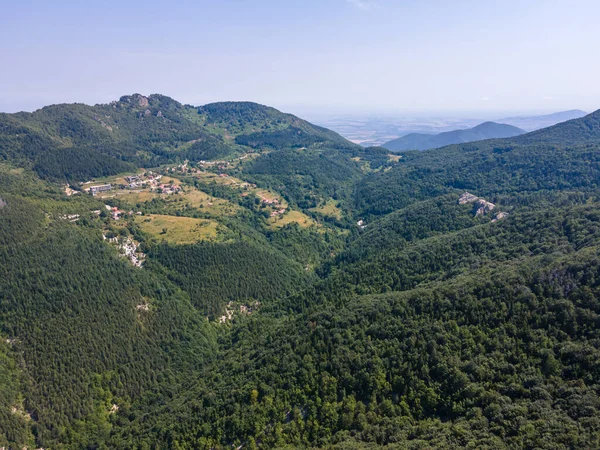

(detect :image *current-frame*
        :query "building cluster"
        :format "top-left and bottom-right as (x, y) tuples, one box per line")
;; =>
(105, 204), (139, 220)
(168, 161), (192, 173)
(270, 208), (287, 217)
(258, 194), (280, 206)
(126, 172), (163, 189)
(125, 175), (142, 187)
(156, 183), (181, 195)
(85, 171), (168, 196)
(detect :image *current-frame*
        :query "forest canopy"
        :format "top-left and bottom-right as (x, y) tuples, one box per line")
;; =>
(1, 98), (600, 449)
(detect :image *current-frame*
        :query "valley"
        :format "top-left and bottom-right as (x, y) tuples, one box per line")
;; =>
(1, 95), (600, 449)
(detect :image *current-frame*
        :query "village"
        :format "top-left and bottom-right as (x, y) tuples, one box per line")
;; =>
(66, 153), (321, 253)
(84, 170), (185, 196)
(163, 159), (290, 218)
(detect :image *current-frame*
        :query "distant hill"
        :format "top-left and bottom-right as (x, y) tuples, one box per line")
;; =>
(197, 101), (353, 149)
(0, 95), (358, 182)
(382, 121), (525, 152)
(515, 109), (600, 146)
(498, 109), (587, 131)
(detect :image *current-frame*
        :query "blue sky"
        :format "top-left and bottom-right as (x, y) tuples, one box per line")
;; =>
(1, 0), (599, 115)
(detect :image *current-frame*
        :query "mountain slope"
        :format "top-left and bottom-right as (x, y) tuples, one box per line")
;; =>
(515, 108), (600, 146)
(382, 121), (525, 151)
(2, 95), (600, 449)
(198, 101), (354, 149)
(357, 109), (600, 216)
(498, 109), (588, 131)
(0, 95), (359, 182)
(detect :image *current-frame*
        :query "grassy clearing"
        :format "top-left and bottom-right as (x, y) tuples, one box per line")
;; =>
(192, 171), (285, 209)
(256, 190), (279, 202)
(310, 199), (342, 220)
(269, 210), (317, 229)
(192, 171), (246, 187)
(350, 157), (371, 172)
(110, 187), (238, 216)
(178, 188), (239, 215)
(135, 214), (221, 244)
(100, 190), (158, 202)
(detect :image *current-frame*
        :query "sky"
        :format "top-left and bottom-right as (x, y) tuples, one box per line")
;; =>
(1, 0), (599, 115)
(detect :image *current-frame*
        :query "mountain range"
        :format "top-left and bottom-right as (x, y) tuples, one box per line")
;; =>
(312, 109), (587, 148)
(498, 109), (588, 131)
(381, 121), (526, 151)
(2, 95), (600, 449)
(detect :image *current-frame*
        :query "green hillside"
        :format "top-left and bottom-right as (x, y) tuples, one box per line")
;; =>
(0, 95), (359, 183)
(382, 121), (526, 152)
(356, 111), (600, 216)
(1, 98), (600, 449)
(516, 109), (600, 146)
(198, 101), (354, 149)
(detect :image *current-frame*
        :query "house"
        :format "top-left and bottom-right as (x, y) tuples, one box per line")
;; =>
(271, 209), (286, 217)
(90, 184), (112, 196)
(125, 175), (140, 184)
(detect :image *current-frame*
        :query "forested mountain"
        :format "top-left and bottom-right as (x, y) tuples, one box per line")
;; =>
(382, 122), (525, 152)
(0, 94), (358, 183)
(198, 102), (354, 149)
(1, 97), (600, 449)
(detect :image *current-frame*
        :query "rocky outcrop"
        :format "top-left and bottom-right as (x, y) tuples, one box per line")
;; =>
(133, 94), (149, 108)
(0, 197), (6, 208)
(474, 198), (495, 216)
(119, 93), (149, 109)
(492, 211), (509, 222)
(458, 192), (479, 205)
(458, 192), (496, 216)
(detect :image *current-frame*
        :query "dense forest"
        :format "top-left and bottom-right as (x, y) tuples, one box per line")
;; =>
(1, 97), (600, 449)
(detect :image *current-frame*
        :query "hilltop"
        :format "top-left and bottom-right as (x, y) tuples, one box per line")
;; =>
(0, 94), (358, 183)
(382, 121), (525, 152)
(198, 101), (353, 149)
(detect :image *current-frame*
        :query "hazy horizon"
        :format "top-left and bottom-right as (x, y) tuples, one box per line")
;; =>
(0, 91), (589, 121)
(2, 0), (599, 115)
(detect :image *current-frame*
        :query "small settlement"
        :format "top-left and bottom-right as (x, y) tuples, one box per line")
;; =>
(84, 171), (184, 196)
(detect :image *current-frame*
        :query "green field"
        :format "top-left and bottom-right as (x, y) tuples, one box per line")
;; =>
(269, 209), (316, 228)
(309, 199), (343, 219)
(135, 214), (221, 243)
